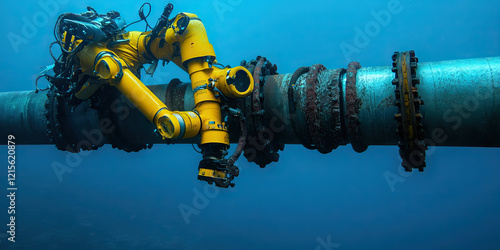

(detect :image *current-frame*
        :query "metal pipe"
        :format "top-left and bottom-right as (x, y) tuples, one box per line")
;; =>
(1, 56), (499, 157)
(355, 57), (500, 147)
(0, 91), (51, 144)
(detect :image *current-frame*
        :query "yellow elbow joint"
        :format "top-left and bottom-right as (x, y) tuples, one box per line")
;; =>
(155, 110), (201, 140)
(214, 66), (254, 98)
(155, 113), (178, 139)
(164, 13), (216, 67)
(94, 52), (124, 81)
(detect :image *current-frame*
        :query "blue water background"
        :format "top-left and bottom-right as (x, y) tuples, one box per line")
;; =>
(0, 0), (499, 249)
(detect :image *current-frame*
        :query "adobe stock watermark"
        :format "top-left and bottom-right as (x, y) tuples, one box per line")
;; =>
(340, 0), (412, 62)
(178, 183), (219, 225)
(213, 0), (243, 21)
(7, 0), (69, 53)
(384, 82), (495, 192)
(315, 235), (341, 250)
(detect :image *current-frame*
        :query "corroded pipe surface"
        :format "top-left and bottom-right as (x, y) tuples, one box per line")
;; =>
(355, 57), (500, 147)
(1, 57), (499, 153)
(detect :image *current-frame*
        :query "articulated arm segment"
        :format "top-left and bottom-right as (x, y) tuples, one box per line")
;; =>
(63, 7), (254, 187)
(120, 12), (254, 146)
(158, 13), (254, 145)
(112, 70), (201, 140)
(77, 43), (201, 140)
(155, 13), (253, 187)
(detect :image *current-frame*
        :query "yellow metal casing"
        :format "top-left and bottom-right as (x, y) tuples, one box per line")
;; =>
(95, 54), (123, 80)
(78, 44), (112, 74)
(113, 70), (201, 140)
(172, 111), (202, 139)
(76, 43), (201, 140)
(72, 11), (252, 146)
(197, 101), (229, 145)
(188, 59), (229, 145)
(151, 110), (181, 139)
(164, 13), (216, 67)
(213, 66), (254, 98)
(198, 168), (227, 179)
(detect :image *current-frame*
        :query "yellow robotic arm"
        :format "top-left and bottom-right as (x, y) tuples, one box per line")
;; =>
(75, 42), (201, 140)
(57, 4), (254, 187)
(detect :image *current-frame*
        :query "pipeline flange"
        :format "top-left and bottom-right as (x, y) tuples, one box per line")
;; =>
(45, 86), (71, 151)
(240, 56), (283, 168)
(45, 86), (103, 152)
(97, 85), (153, 152)
(392, 50), (427, 172)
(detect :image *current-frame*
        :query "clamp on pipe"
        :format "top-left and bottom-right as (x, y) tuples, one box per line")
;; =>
(392, 50), (426, 172)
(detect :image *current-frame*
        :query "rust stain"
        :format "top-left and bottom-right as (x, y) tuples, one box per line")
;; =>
(304, 64), (325, 151)
(345, 61), (367, 153)
(252, 56), (265, 115)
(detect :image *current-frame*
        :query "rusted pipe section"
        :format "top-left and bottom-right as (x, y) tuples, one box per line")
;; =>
(252, 56), (500, 159)
(1, 56), (500, 163)
(241, 57), (282, 167)
(344, 62), (367, 153)
(288, 65), (346, 153)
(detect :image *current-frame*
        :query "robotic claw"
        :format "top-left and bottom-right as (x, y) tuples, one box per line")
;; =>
(46, 3), (253, 188)
(198, 144), (240, 188)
